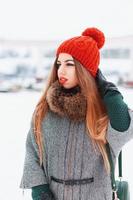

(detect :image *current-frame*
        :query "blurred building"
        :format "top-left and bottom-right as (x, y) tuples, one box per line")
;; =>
(0, 35), (133, 90)
(100, 36), (133, 86)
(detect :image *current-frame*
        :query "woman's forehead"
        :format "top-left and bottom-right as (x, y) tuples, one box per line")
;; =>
(57, 53), (74, 62)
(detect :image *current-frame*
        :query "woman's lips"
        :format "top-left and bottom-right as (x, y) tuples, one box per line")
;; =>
(59, 77), (68, 84)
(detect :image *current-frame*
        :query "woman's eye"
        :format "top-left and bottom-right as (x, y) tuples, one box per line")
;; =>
(66, 63), (74, 66)
(56, 63), (74, 69)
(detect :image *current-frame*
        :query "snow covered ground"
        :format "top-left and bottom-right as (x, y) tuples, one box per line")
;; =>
(0, 86), (133, 200)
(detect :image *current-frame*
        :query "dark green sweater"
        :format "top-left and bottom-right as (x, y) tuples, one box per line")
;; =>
(103, 91), (130, 131)
(31, 184), (50, 200)
(32, 91), (131, 199)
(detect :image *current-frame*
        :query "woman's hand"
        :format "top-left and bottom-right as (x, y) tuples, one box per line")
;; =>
(32, 184), (55, 200)
(40, 191), (55, 200)
(95, 69), (123, 98)
(95, 69), (130, 132)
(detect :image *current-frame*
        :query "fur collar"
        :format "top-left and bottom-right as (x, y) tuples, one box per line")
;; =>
(46, 80), (87, 122)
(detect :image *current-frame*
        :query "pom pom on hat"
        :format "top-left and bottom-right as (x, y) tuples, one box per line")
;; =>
(82, 27), (105, 49)
(56, 27), (105, 77)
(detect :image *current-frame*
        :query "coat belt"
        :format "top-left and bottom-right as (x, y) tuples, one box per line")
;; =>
(50, 176), (94, 186)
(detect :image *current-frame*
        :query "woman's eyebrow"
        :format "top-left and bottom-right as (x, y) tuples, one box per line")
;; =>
(57, 59), (74, 63)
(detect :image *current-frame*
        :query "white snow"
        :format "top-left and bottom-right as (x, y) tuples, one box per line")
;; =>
(0, 87), (133, 200)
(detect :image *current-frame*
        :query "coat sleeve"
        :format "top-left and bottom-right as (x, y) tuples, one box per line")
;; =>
(19, 122), (48, 189)
(106, 109), (133, 157)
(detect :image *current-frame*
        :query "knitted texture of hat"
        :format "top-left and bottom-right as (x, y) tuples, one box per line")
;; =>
(56, 27), (105, 77)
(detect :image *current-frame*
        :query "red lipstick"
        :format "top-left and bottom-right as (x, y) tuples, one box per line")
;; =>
(59, 77), (68, 84)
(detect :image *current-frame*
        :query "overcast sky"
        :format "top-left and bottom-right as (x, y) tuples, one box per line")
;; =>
(0, 0), (133, 40)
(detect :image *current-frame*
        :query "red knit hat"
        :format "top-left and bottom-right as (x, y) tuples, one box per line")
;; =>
(56, 27), (105, 77)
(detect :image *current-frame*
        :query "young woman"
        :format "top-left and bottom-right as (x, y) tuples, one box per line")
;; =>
(20, 27), (133, 200)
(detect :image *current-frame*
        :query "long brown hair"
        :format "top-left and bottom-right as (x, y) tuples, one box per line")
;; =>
(32, 57), (110, 173)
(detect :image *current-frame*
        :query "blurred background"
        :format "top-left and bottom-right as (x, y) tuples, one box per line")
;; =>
(0, 0), (133, 199)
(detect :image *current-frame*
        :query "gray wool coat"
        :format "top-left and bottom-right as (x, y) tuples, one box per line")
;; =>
(20, 109), (133, 200)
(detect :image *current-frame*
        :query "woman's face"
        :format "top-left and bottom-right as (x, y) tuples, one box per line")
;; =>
(56, 53), (79, 89)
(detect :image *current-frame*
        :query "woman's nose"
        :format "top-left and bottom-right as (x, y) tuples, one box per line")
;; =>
(58, 64), (66, 74)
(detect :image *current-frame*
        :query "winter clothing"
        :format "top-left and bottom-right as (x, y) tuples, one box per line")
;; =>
(45, 81), (87, 122)
(56, 27), (105, 77)
(32, 184), (52, 200)
(20, 80), (133, 200)
(103, 91), (130, 131)
(31, 82), (131, 199)
(96, 69), (123, 97)
(96, 69), (131, 131)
